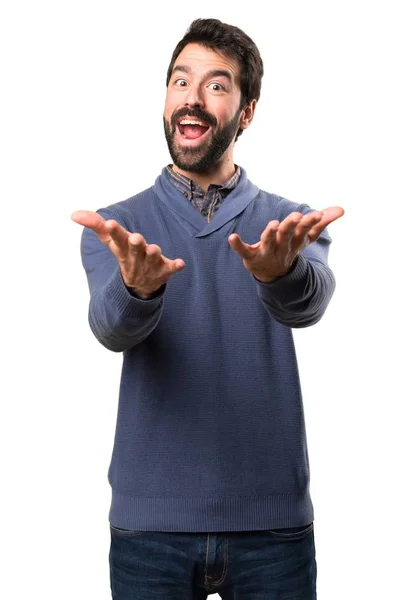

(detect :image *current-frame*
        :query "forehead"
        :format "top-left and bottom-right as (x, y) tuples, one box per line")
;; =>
(173, 43), (241, 84)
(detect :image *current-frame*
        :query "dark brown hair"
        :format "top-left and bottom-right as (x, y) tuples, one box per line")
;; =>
(166, 19), (264, 137)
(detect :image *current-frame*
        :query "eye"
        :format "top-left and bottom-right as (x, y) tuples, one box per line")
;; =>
(175, 79), (188, 87)
(208, 82), (225, 92)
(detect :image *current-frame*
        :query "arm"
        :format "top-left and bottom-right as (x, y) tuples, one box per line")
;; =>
(253, 233), (335, 327)
(74, 209), (185, 352)
(229, 206), (344, 328)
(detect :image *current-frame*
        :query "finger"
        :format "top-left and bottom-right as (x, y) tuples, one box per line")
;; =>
(291, 211), (323, 247)
(159, 255), (186, 276)
(278, 212), (303, 236)
(299, 211), (324, 231)
(319, 206), (345, 224)
(71, 210), (104, 229)
(307, 206), (345, 242)
(228, 233), (255, 260)
(260, 220), (280, 248)
(145, 244), (185, 273)
(275, 212), (303, 247)
(165, 257), (186, 273)
(128, 233), (147, 257)
(71, 211), (131, 250)
(105, 219), (130, 250)
(71, 210), (110, 243)
(145, 244), (162, 262)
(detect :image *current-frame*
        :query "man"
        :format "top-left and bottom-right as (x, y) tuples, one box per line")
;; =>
(72, 18), (343, 599)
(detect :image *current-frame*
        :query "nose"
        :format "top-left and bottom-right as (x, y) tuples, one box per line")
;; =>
(184, 84), (205, 109)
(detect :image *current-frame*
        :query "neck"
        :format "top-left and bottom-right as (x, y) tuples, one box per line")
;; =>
(172, 156), (236, 192)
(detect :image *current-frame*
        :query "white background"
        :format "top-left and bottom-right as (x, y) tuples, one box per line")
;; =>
(1, 1), (399, 598)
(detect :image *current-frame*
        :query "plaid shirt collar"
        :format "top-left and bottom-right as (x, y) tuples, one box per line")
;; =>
(167, 165), (240, 200)
(165, 164), (241, 222)
(166, 164), (241, 197)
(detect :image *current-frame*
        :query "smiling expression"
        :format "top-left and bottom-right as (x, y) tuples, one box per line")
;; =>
(163, 43), (252, 173)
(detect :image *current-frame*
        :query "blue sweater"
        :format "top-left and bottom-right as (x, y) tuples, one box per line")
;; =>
(80, 167), (335, 532)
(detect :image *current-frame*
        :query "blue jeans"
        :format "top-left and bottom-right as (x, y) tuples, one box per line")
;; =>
(109, 522), (316, 598)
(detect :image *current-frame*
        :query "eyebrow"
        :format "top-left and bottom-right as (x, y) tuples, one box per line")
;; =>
(171, 65), (233, 83)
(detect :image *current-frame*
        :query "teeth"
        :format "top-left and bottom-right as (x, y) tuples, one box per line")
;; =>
(180, 119), (208, 127)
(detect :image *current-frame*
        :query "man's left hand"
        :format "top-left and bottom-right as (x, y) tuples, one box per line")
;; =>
(228, 206), (344, 283)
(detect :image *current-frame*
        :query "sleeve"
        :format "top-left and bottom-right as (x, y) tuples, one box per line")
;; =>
(255, 205), (337, 328)
(80, 209), (165, 352)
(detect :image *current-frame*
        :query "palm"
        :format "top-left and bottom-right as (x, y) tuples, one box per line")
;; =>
(228, 206), (344, 283)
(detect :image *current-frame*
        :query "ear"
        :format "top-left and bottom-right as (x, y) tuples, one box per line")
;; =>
(239, 99), (257, 130)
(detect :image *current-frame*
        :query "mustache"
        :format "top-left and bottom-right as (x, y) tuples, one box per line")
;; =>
(171, 107), (217, 129)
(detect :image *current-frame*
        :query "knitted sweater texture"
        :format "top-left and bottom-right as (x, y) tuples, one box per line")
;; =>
(80, 167), (335, 532)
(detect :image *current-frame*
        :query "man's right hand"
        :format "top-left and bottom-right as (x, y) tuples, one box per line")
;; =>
(71, 211), (185, 299)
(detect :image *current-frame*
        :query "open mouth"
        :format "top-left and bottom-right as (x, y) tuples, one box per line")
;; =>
(177, 118), (211, 140)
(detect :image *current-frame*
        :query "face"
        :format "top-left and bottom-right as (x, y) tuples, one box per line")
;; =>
(163, 43), (250, 173)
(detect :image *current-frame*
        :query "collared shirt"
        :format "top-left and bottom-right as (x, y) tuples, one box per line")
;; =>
(166, 164), (241, 222)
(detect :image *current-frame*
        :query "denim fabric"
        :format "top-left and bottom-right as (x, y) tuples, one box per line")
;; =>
(109, 522), (316, 598)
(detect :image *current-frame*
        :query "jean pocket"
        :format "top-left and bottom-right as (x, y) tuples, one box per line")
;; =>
(110, 524), (145, 537)
(267, 522), (314, 540)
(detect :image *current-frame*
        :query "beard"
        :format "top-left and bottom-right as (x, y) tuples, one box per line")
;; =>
(163, 105), (242, 173)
